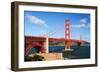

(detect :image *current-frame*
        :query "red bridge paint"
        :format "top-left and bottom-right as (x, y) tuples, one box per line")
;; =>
(65, 19), (71, 49)
(25, 42), (46, 55)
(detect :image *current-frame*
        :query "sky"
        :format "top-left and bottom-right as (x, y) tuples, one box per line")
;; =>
(24, 11), (90, 42)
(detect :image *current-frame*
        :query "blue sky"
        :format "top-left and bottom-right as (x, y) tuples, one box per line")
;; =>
(24, 11), (90, 42)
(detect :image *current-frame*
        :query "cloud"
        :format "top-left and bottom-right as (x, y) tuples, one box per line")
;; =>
(27, 14), (48, 27)
(71, 18), (89, 28)
(80, 18), (87, 27)
(80, 18), (87, 24)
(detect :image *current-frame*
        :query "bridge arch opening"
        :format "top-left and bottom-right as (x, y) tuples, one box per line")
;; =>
(27, 45), (42, 55)
(34, 45), (42, 53)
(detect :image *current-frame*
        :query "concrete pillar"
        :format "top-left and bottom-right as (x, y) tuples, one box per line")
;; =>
(45, 36), (49, 53)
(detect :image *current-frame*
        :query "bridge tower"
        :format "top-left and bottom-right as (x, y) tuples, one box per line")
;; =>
(80, 35), (82, 42)
(80, 35), (83, 46)
(65, 19), (71, 50)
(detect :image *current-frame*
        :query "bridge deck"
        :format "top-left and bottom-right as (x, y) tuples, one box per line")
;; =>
(25, 36), (82, 43)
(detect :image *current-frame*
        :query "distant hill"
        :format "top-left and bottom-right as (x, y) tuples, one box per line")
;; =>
(49, 41), (90, 46)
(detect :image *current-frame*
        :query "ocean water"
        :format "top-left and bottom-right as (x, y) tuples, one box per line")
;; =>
(49, 46), (90, 59)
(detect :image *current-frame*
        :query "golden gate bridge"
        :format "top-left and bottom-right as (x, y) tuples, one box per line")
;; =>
(25, 19), (84, 55)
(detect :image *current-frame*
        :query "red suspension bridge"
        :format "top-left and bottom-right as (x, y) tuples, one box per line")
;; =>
(25, 19), (84, 55)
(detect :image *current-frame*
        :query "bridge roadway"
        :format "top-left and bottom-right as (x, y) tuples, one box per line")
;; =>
(25, 36), (82, 43)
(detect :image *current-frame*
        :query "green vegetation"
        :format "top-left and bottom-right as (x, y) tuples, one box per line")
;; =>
(25, 54), (45, 61)
(32, 54), (45, 61)
(25, 55), (33, 61)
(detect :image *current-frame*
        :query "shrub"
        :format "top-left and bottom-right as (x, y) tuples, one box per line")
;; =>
(32, 54), (45, 61)
(24, 55), (33, 61)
